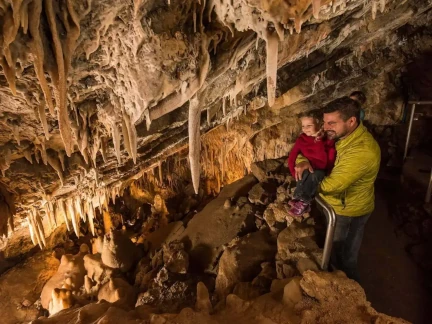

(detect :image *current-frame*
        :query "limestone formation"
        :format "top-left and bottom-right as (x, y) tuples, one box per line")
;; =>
(0, 0), (430, 323)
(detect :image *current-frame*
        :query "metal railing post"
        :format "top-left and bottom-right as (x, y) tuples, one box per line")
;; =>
(315, 195), (336, 271)
(403, 103), (416, 161)
(426, 167), (432, 204)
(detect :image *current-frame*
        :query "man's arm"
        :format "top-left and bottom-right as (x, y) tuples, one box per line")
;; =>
(320, 147), (372, 194)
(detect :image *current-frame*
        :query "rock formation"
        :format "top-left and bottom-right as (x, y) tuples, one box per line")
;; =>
(0, 0), (430, 322)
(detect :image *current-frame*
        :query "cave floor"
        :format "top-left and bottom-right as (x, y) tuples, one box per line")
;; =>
(358, 179), (432, 324)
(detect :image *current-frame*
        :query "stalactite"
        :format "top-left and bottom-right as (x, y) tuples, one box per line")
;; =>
(332, 0), (337, 13)
(28, 0), (55, 115)
(30, 208), (46, 249)
(87, 200), (95, 236)
(43, 203), (53, 230)
(58, 150), (66, 171)
(380, 0), (386, 13)
(121, 115), (132, 160)
(0, 56), (17, 95)
(23, 148), (33, 164)
(29, 210), (42, 249)
(66, 198), (80, 237)
(91, 131), (101, 168)
(265, 31), (279, 107)
(12, 122), (20, 145)
(75, 196), (86, 222)
(100, 136), (108, 163)
(45, 0), (74, 156)
(193, 1), (197, 33)
(111, 122), (122, 164)
(158, 161), (163, 184)
(312, 0), (321, 19)
(222, 97), (226, 116)
(56, 199), (70, 231)
(37, 99), (50, 140)
(188, 96), (201, 194)
(39, 140), (48, 165)
(123, 111), (137, 164)
(34, 147), (40, 164)
(294, 17), (302, 34)
(372, 0), (377, 20)
(28, 215), (37, 246)
(111, 187), (116, 204)
(47, 152), (64, 186)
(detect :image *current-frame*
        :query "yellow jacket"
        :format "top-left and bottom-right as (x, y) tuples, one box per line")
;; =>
(297, 123), (381, 216)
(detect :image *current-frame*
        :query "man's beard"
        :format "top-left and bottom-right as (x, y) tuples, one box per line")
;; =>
(326, 128), (348, 141)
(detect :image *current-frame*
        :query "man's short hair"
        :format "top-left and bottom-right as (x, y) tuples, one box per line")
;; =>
(323, 96), (361, 123)
(349, 91), (366, 105)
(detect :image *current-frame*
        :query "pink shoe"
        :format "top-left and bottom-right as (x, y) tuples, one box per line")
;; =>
(288, 200), (311, 217)
(288, 199), (299, 207)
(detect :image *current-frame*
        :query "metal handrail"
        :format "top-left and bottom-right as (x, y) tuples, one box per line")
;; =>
(404, 101), (432, 161)
(315, 195), (336, 271)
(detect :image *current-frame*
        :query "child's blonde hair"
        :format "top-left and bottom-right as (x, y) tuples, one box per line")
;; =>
(298, 110), (321, 125)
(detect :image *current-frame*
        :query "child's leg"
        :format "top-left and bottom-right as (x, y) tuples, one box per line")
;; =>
(293, 169), (326, 202)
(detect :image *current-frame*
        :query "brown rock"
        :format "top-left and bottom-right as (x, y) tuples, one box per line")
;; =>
(215, 230), (276, 298)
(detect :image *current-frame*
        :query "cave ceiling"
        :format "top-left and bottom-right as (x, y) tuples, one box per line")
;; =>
(0, 0), (432, 235)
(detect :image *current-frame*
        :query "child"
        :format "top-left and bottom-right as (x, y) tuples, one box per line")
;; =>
(287, 112), (336, 216)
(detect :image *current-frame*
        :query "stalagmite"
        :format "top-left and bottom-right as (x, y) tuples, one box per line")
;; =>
(45, 0), (74, 156)
(265, 31), (279, 107)
(111, 122), (122, 164)
(37, 100), (50, 140)
(207, 108), (211, 125)
(188, 96), (201, 194)
(28, 0), (55, 115)
(312, 0), (321, 19)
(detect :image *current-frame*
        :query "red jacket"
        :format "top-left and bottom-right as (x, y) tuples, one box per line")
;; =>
(288, 133), (336, 176)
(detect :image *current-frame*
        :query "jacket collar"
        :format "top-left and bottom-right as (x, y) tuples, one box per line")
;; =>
(336, 122), (366, 150)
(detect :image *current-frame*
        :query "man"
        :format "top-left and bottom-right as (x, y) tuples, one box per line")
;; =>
(350, 91), (366, 121)
(295, 97), (380, 282)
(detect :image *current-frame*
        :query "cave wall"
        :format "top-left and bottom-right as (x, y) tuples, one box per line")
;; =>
(0, 0), (432, 254)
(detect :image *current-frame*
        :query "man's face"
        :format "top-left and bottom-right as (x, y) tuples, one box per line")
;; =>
(323, 111), (356, 140)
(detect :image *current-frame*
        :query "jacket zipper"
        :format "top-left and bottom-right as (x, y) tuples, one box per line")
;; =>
(341, 190), (347, 210)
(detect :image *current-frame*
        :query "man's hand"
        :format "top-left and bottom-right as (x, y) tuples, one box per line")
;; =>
(294, 161), (314, 181)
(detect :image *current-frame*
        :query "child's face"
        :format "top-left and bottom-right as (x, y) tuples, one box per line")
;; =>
(301, 117), (320, 136)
